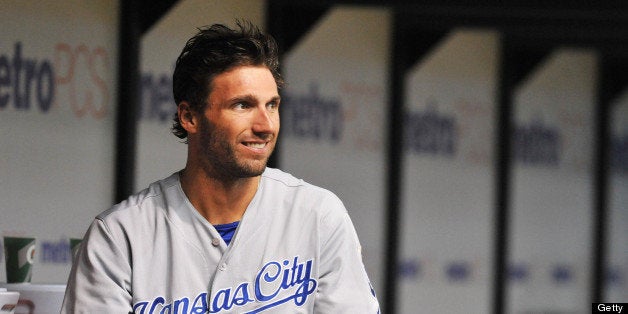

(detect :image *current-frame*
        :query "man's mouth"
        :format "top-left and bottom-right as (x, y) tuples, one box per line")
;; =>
(244, 142), (267, 149)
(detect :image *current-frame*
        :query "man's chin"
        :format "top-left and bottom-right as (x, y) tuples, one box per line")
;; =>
(234, 161), (267, 178)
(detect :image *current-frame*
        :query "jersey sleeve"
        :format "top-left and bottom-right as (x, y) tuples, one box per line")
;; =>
(313, 195), (380, 313)
(61, 217), (133, 313)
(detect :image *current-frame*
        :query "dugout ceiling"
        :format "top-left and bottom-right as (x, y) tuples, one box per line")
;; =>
(137, 0), (628, 98)
(264, 0), (628, 96)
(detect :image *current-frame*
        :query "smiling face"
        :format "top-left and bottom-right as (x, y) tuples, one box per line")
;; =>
(193, 65), (280, 180)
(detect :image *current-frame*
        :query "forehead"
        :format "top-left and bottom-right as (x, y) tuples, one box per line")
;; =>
(209, 66), (278, 100)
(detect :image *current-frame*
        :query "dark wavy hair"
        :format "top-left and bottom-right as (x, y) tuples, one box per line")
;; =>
(171, 21), (284, 141)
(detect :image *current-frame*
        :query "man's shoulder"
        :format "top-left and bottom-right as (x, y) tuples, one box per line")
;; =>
(261, 167), (304, 187)
(262, 168), (329, 193)
(96, 172), (180, 222)
(261, 168), (343, 204)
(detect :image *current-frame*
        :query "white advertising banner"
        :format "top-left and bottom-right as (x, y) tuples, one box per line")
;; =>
(607, 90), (628, 302)
(398, 29), (498, 313)
(0, 1), (119, 283)
(508, 49), (597, 313)
(279, 6), (390, 296)
(137, 0), (265, 190)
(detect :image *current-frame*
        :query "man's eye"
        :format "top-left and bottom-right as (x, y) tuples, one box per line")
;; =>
(234, 102), (248, 110)
(267, 102), (279, 111)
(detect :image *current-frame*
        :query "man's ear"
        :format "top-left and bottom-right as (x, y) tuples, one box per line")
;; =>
(178, 102), (199, 134)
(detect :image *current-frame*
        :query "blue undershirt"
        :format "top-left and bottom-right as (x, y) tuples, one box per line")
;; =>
(213, 221), (240, 245)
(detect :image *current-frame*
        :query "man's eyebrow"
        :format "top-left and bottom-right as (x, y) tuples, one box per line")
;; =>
(228, 94), (281, 103)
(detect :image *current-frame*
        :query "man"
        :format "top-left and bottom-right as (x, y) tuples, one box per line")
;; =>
(62, 22), (379, 313)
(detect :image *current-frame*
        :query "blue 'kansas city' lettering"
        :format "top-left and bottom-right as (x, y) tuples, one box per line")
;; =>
(132, 256), (317, 314)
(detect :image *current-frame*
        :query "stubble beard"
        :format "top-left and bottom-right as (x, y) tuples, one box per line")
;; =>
(198, 117), (272, 181)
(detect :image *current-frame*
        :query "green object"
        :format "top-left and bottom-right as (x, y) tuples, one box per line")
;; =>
(4, 237), (36, 283)
(70, 238), (82, 259)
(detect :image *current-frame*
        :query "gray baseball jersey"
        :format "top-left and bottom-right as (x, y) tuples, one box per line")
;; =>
(61, 167), (379, 313)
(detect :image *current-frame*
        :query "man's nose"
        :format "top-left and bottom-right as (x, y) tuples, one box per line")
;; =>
(252, 106), (276, 134)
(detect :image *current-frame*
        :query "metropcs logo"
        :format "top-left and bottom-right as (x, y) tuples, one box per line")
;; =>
(0, 41), (111, 119)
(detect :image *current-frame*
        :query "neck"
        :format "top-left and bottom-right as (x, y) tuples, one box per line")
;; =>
(179, 164), (261, 225)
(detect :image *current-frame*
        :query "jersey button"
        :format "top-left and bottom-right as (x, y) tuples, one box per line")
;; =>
(219, 263), (227, 271)
(211, 238), (220, 247)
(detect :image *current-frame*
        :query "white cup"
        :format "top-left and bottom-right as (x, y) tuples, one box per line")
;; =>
(0, 291), (20, 314)
(0, 284), (65, 314)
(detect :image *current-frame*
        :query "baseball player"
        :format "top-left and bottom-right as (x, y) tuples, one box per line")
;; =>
(61, 21), (379, 313)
